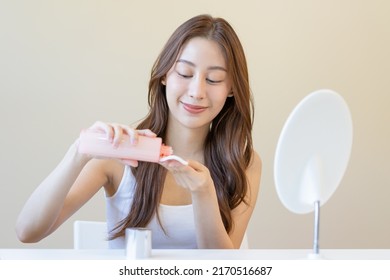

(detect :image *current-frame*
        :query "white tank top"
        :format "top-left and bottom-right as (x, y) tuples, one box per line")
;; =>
(105, 165), (197, 249)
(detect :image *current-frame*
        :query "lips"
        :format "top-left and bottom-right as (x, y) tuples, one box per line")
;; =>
(181, 102), (207, 114)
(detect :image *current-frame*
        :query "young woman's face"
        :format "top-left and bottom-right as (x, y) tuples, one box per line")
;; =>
(164, 37), (232, 130)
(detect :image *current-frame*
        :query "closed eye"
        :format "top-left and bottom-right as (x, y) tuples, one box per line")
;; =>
(206, 78), (222, 84)
(176, 71), (192, 78)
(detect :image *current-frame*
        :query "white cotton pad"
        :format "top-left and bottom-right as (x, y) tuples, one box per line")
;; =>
(159, 155), (188, 166)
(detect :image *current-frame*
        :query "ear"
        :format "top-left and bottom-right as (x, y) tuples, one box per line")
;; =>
(227, 87), (234, 97)
(161, 77), (166, 85)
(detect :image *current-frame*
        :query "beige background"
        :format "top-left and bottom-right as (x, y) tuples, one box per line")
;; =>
(1, 0), (389, 249)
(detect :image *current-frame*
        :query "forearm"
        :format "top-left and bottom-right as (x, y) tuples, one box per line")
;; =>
(191, 187), (234, 249)
(15, 142), (90, 242)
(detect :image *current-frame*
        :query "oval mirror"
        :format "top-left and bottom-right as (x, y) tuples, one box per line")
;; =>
(274, 89), (353, 214)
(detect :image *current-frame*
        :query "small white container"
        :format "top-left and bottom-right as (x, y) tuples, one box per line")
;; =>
(125, 228), (152, 259)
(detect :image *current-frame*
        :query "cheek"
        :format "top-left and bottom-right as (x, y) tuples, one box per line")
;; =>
(165, 85), (180, 107)
(165, 81), (184, 110)
(213, 97), (228, 112)
(165, 75), (186, 98)
(210, 86), (230, 107)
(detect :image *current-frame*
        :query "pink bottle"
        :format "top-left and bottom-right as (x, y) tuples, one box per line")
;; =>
(78, 129), (173, 163)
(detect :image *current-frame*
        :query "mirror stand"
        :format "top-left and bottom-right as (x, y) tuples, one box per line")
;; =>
(307, 200), (324, 259)
(313, 200), (320, 255)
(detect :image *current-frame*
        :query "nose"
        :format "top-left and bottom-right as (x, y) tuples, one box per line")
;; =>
(188, 76), (206, 99)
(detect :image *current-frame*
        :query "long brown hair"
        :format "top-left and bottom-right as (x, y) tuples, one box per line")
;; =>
(111, 14), (254, 239)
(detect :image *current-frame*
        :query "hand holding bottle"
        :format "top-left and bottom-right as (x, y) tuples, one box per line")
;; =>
(78, 121), (161, 167)
(78, 121), (189, 167)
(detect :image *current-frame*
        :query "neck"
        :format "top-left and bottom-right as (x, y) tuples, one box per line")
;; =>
(165, 124), (209, 162)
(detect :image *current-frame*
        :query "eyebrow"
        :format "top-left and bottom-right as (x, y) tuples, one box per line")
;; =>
(176, 59), (227, 72)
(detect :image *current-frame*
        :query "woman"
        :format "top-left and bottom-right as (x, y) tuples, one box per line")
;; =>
(16, 14), (262, 249)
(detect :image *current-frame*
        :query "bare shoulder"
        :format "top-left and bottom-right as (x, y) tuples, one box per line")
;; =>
(248, 150), (262, 177)
(246, 150), (262, 201)
(230, 150), (262, 242)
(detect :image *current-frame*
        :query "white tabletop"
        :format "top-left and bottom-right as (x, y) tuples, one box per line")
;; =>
(1, 249), (390, 260)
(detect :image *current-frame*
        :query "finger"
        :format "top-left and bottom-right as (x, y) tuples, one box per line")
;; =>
(121, 126), (139, 145)
(186, 160), (205, 171)
(112, 123), (125, 148)
(122, 128), (156, 146)
(90, 121), (114, 142)
(137, 129), (157, 138)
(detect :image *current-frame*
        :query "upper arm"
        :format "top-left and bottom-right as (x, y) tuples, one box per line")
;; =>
(230, 150), (262, 248)
(46, 159), (112, 235)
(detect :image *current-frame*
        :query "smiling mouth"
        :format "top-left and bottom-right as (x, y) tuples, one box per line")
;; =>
(181, 102), (207, 114)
